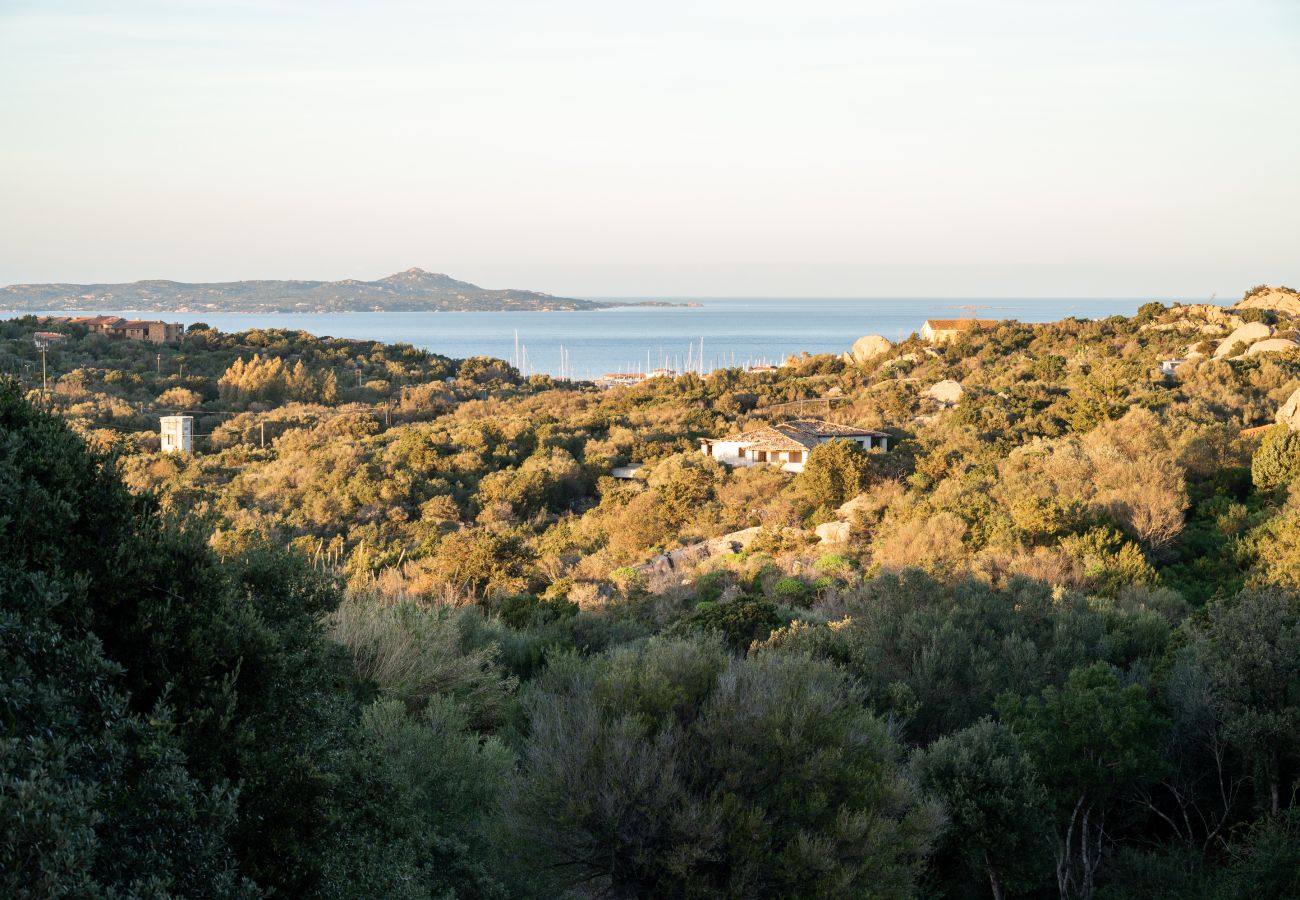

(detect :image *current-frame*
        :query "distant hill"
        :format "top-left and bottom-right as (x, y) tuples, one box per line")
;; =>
(0, 268), (613, 313)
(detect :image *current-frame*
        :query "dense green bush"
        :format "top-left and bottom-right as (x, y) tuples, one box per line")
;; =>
(506, 638), (939, 897)
(1251, 425), (1300, 491)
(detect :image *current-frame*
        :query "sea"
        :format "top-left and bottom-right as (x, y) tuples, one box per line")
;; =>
(15, 297), (1158, 379)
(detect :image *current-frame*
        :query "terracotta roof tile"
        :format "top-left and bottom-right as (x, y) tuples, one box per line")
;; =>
(780, 419), (889, 438)
(924, 319), (1000, 331)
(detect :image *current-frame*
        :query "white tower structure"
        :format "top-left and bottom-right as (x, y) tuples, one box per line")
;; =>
(160, 415), (194, 454)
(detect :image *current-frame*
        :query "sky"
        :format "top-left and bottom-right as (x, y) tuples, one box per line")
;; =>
(1, 0), (1298, 298)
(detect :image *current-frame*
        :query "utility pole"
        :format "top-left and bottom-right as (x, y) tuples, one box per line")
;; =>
(156, 352), (162, 375)
(33, 333), (52, 396)
(260, 421), (265, 449)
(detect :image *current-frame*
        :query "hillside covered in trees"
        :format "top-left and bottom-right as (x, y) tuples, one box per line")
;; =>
(0, 268), (606, 312)
(4, 294), (1300, 899)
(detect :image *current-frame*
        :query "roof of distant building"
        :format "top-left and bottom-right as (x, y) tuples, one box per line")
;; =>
(923, 318), (1001, 331)
(703, 418), (888, 452)
(729, 425), (818, 452)
(1240, 424), (1278, 439)
(781, 418), (888, 438)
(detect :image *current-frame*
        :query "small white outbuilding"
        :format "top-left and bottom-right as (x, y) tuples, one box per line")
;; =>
(160, 415), (194, 454)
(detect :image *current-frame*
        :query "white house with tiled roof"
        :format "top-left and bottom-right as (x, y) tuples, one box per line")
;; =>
(700, 418), (889, 473)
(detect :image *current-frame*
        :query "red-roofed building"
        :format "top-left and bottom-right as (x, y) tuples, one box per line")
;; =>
(69, 315), (125, 335)
(115, 319), (184, 344)
(921, 318), (1001, 344)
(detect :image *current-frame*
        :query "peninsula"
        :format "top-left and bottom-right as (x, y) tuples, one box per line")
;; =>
(0, 267), (686, 314)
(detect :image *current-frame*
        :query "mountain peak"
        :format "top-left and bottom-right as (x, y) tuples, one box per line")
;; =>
(378, 267), (462, 284)
(382, 267), (434, 279)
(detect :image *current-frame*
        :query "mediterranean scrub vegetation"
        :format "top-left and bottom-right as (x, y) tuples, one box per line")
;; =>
(4, 294), (1300, 898)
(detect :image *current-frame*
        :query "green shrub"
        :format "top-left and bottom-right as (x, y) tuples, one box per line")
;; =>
(1252, 426), (1300, 492)
(497, 592), (579, 630)
(1060, 526), (1157, 597)
(813, 553), (856, 573)
(609, 565), (645, 593)
(772, 576), (811, 606)
(670, 596), (782, 652)
(693, 571), (728, 603)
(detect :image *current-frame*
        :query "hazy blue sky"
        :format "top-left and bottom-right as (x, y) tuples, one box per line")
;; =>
(2, 0), (1297, 297)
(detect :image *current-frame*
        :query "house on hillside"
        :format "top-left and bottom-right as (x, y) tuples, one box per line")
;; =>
(69, 314), (126, 335)
(116, 319), (184, 344)
(921, 318), (1001, 344)
(67, 315), (183, 344)
(700, 418), (889, 473)
(1159, 358), (1188, 378)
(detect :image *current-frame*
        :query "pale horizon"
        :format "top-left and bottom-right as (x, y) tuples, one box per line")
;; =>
(2, 0), (1298, 298)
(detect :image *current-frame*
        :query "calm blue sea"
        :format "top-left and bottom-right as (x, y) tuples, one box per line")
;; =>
(16, 298), (1156, 379)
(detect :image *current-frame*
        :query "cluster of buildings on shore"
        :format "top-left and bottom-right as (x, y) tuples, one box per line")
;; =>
(39, 314), (184, 344)
(594, 367), (679, 387)
(593, 362), (781, 387)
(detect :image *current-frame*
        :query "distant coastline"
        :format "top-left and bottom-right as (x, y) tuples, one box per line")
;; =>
(0, 267), (696, 314)
(2, 300), (701, 316)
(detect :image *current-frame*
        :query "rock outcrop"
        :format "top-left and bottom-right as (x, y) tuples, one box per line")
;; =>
(836, 494), (873, 520)
(814, 521), (851, 544)
(1246, 338), (1300, 357)
(1278, 387), (1300, 432)
(844, 334), (892, 364)
(925, 379), (964, 405)
(638, 526), (767, 577)
(1213, 322), (1274, 358)
(813, 492), (879, 544)
(706, 526), (764, 555)
(1144, 303), (1243, 333)
(1234, 286), (1300, 317)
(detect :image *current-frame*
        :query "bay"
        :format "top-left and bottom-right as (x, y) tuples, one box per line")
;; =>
(13, 297), (1161, 379)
